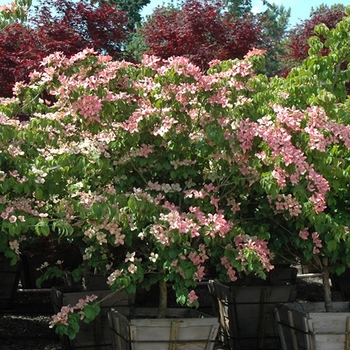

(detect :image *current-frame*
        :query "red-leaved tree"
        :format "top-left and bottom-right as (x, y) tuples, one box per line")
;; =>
(141, 0), (262, 70)
(0, 0), (129, 97)
(283, 4), (346, 67)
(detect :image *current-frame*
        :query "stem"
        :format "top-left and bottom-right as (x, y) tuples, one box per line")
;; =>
(322, 257), (333, 312)
(331, 64), (341, 94)
(80, 247), (90, 291)
(96, 289), (129, 305)
(157, 279), (167, 318)
(131, 162), (148, 186)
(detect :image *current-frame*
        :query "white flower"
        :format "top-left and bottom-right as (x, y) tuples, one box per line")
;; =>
(128, 264), (137, 274)
(125, 252), (136, 262)
(138, 231), (146, 240)
(149, 252), (159, 263)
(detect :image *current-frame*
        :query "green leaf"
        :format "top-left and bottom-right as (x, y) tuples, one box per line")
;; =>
(34, 187), (43, 200)
(204, 123), (225, 146)
(35, 218), (50, 236)
(345, 6), (350, 16)
(68, 322), (80, 340)
(176, 294), (186, 305)
(83, 303), (101, 323)
(334, 265), (346, 276)
(327, 240), (338, 252)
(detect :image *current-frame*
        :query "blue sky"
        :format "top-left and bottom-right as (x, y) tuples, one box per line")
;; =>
(1, 0), (348, 27)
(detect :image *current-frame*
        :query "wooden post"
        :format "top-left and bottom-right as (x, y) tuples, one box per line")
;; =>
(157, 279), (168, 318)
(345, 316), (350, 350)
(322, 257), (333, 312)
(169, 321), (179, 350)
(287, 310), (299, 350)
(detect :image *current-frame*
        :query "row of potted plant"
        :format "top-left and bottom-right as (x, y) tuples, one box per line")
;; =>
(1, 6), (350, 350)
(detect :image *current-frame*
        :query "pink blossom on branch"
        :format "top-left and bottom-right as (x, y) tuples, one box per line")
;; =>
(299, 228), (309, 240)
(188, 290), (198, 304)
(220, 256), (237, 282)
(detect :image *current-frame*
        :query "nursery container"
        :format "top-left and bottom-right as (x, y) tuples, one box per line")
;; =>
(209, 277), (297, 349)
(108, 307), (219, 350)
(275, 301), (350, 350)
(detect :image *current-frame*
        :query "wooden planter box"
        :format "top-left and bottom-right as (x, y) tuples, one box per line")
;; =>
(275, 301), (350, 350)
(52, 286), (134, 350)
(0, 257), (22, 309)
(108, 307), (219, 350)
(209, 279), (297, 349)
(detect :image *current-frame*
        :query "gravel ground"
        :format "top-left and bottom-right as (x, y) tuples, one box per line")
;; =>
(0, 290), (61, 350)
(295, 275), (343, 302)
(0, 276), (343, 350)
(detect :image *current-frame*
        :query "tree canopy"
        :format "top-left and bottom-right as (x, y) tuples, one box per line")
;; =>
(282, 4), (346, 74)
(0, 0), (347, 98)
(0, 0), (129, 97)
(96, 0), (150, 28)
(141, 0), (263, 71)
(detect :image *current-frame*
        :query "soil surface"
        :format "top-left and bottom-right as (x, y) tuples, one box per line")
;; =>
(0, 290), (60, 350)
(0, 275), (343, 350)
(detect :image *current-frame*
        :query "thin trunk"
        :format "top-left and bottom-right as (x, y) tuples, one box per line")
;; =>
(322, 257), (333, 312)
(157, 279), (167, 318)
(80, 247), (90, 291)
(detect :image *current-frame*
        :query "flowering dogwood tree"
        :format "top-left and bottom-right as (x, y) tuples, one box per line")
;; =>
(0, 48), (275, 338)
(1, 6), (350, 337)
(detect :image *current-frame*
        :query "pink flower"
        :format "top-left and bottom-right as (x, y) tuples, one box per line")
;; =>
(152, 115), (178, 137)
(209, 59), (221, 67)
(244, 47), (266, 59)
(312, 232), (322, 250)
(188, 290), (198, 304)
(299, 228), (309, 240)
(220, 256), (237, 282)
(72, 95), (102, 123)
(234, 235), (273, 272)
(236, 119), (257, 153)
(141, 54), (162, 69)
(9, 215), (17, 223)
(138, 144), (153, 157)
(210, 196), (220, 211)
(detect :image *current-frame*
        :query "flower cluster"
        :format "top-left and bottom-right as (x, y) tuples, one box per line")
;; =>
(50, 294), (98, 328)
(267, 194), (302, 217)
(220, 256), (238, 282)
(49, 294), (100, 339)
(299, 228), (323, 255)
(235, 235), (274, 273)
